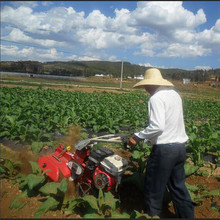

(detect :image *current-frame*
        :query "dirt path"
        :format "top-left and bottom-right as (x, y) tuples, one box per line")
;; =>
(1, 79), (220, 101)
(0, 82), (129, 94)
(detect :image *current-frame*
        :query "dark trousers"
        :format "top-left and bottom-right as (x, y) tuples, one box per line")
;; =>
(144, 143), (195, 218)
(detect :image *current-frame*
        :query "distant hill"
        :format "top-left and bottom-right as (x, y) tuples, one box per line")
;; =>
(1, 60), (219, 82)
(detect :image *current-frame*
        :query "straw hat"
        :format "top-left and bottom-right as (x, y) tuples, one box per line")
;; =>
(133, 68), (174, 88)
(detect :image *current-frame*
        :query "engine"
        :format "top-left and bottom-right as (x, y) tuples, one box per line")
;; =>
(88, 147), (128, 191)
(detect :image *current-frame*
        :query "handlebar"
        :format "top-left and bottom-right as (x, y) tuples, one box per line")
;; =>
(76, 134), (132, 151)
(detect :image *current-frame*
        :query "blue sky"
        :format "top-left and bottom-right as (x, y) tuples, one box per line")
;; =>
(1, 1), (220, 70)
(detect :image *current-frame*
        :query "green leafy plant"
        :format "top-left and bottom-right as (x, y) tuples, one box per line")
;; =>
(35, 178), (68, 218)
(184, 163), (200, 177)
(186, 183), (220, 205)
(0, 157), (21, 179)
(1, 87), (219, 162)
(63, 189), (130, 218)
(81, 189), (130, 218)
(122, 144), (150, 192)
(10, 161), (46, 210)
(31, 141), (53, 154)
(10, 160), (68, 218)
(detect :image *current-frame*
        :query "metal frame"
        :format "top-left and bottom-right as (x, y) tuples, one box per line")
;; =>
(90, 134), (129, 143)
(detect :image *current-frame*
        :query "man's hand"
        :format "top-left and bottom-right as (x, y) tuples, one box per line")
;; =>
(127, 135), (142, 147)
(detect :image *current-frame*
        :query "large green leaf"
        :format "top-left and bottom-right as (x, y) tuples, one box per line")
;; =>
(39, 182), (60, 195)
(31, 142), (44, 154)
(10, 189), (28, 210)
(63, 198), (83, 213)
(29, 161), (42, 174)
(57, 178), (68, 197)
(0, 166), (7, 174)
(34, 196), (60, 218)
(98, 189), (104, 209)
(184, 163), (199, 176)
(0, 130), (11, 137)
(3, 159), (14, 176)
(19, 179), (28, 190)
(27, 174), (45, 190)
(6, 115), (15, 125)
(104, 191), (119, 210)
(41, 133), (52, 141)
(83, 194), (99, 211)
(132, 150), (144, 159)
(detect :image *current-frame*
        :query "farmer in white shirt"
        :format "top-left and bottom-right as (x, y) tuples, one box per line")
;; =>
(128, 68), (194, 218)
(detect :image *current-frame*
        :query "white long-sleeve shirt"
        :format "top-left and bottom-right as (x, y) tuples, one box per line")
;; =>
(135, 87), (188, 145)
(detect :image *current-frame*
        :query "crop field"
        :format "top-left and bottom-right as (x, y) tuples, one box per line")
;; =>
(0, 79), (220, 218)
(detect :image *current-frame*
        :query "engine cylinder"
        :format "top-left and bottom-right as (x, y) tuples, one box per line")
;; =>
(93, 167), (116, 191)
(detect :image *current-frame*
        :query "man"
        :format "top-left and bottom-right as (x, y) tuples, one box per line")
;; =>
(128, 68), (194, 218)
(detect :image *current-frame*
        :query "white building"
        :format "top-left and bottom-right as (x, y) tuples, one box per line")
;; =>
(95, 74), (104, 77)
(183, 78), (191, 84)
(134, 75), (144, 80)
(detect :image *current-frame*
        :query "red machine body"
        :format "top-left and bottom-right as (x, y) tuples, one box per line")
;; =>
(93, 166), (117, 191)
(38, 144), (72, 181)
(38, 135), (128, 195)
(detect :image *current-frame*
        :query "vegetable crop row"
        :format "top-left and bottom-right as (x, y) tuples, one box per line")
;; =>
(1, 86), (219, 164)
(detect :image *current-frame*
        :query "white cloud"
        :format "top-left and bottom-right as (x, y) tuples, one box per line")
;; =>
(173, 30), (195, 43)
(128, 1), (214, 57)
(39, 48), (61, 59)
(1, 1), (220, 62)
(1, 5), (85, 35)
(138, 63), (169, 69)
(1, 44), (34, 58)
(66, 54), (78, 60)
(1, 45), (20, 57)
(194, 66), (212, 71)
(108, 56), (117, 61)
(131, 2), (206, 31)
(1, 6), (44, 34)
(65, 54), (101, 61)
(78, 56), (101, 61)
(110, 8), (137, 34)
(213, 19), (220, 32)
(195, 19), (220, 53)
(158, 43), (211, 57)
(2, 28), (67, 47)
(139, 63), (153, 67)
(86, 10), (107, 29)
(0, 45), (63, 61)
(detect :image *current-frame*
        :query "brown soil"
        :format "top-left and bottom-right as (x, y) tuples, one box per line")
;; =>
(2, 76), (220, 94)
(0, 83), (127, 94)
(184, 176), (220, 219)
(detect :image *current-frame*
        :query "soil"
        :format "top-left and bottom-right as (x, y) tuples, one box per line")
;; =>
(0, 82), (128, 94)
(0, 142), (219, 219)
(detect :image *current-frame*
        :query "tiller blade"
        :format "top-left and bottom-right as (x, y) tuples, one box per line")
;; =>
(38, 144), (72, 181)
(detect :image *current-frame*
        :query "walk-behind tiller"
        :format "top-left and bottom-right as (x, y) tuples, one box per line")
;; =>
(38, 134), (130, 196)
